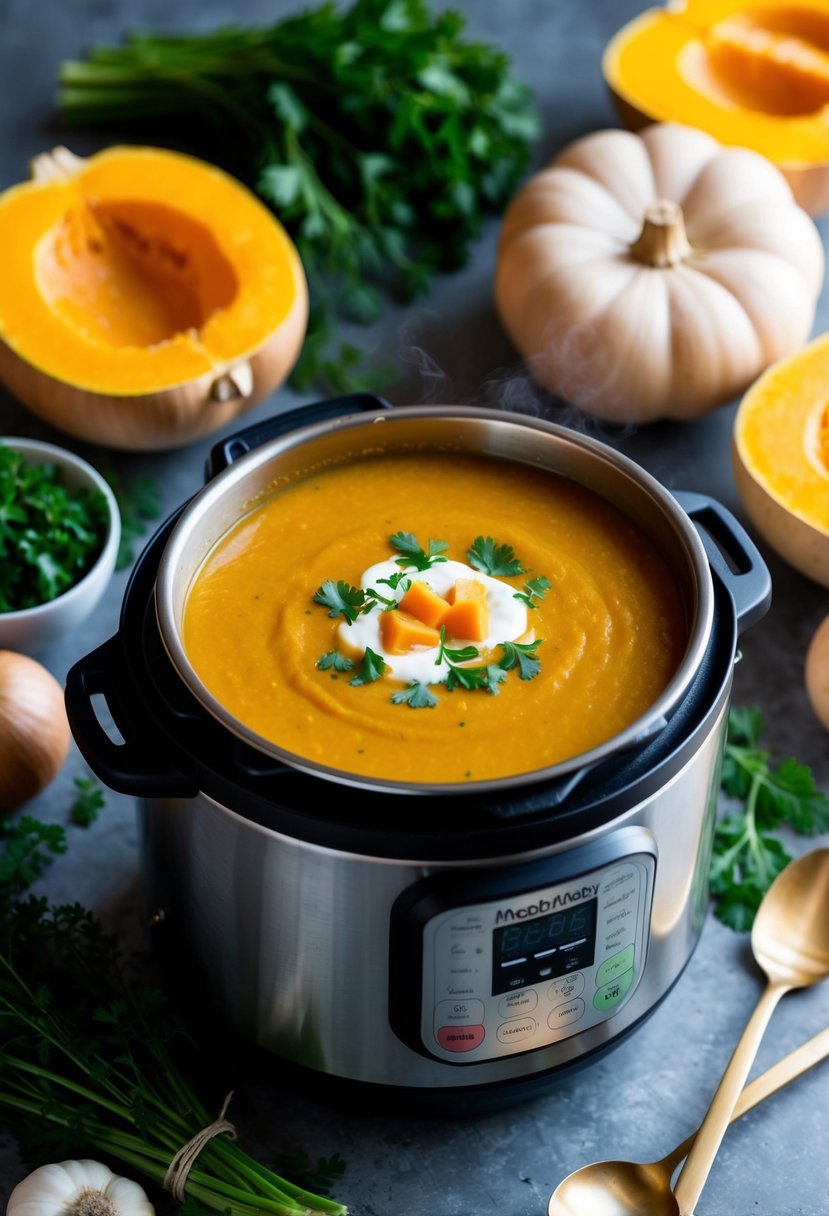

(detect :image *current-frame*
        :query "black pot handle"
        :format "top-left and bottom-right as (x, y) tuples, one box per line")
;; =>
(205, 392), (394, 480)
(65, 637), (200, 797)
(674, 491), (772, 633)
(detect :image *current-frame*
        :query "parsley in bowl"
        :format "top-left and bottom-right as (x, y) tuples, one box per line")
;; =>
(0, 438), (120, 650)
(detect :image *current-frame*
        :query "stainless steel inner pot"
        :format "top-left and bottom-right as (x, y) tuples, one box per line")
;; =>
(155, 405), (714, 796)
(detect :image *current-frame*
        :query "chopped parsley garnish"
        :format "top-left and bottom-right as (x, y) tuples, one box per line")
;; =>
(391, 682), (439, 709)
(313, 579), (367, 624)
(390, 531), (448, 571)
(349, 647), (387, 687)
(710, 706), (829, 930)
(514, 575), (552, 609)
(467, 535), (525, 577)
(499, 638), (543, 680)
(317, 650), (355, 673)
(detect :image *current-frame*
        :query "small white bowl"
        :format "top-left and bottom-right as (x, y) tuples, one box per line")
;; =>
(0, 437), (121, 652)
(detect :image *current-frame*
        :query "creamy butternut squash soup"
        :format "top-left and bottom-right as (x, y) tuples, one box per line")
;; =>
(181, 451), (687, 784)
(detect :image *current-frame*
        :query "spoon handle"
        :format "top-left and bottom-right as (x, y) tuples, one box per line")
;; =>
(660, 1023), (829, 1176)
(672, 979), (787, 1215)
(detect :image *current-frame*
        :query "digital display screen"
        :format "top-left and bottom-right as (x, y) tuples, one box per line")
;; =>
(492, 899), (597, 995)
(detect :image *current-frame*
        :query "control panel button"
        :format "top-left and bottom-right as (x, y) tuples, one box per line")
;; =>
(547, 998), (585, 1029)
(436, 1024), (485, 1052)
(593, 966), (635, 1012)
(547, 972), (585, 1004)
(435, 998), (485, 1026)
(498, 989), (538, 1018)
(596, 945), (635, 988)
(497, 1018), (537, 1044)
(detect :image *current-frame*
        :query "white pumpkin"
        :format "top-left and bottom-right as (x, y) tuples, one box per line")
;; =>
(494, 123), (825, 423)
(6, 1160), (155, 1216)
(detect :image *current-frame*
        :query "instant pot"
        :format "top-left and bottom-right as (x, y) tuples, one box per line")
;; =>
(66, 396), (771, 1109)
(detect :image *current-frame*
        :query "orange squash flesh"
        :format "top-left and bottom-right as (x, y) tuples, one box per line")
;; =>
(0, 146), (308, 448)
(379, 610), (441, 655)
(603, 0), (829, 215)
(398, 580), (451, 630)
(443, 578), (489, 641)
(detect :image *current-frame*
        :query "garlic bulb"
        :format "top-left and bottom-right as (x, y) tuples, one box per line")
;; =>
(6, 1160), (155, 1216)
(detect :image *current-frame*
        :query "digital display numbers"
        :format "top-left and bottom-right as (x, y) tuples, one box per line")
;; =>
(491, 899), (597, 995)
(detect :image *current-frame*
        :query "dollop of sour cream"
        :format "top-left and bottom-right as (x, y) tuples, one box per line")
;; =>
(339, 558), (529, 685)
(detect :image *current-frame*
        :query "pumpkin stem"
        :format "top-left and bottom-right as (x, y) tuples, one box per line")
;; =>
(629, 199), (692, 268)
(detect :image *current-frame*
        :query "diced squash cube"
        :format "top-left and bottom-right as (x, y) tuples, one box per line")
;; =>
(399, 580), (451, 629)
(443, 579), (489, 641)
(380, 610), (441, 655)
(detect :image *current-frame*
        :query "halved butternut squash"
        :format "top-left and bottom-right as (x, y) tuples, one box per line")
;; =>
(0, 146), (308, 449)
(603, 0), (829, 216)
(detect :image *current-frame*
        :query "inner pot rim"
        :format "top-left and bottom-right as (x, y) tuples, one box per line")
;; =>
(154, 405), (715, 796)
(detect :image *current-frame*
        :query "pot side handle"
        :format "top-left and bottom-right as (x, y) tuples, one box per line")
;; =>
(673, 491), (772, 634)
(205, 392), (394, 480)
(65, 637), (200, 797)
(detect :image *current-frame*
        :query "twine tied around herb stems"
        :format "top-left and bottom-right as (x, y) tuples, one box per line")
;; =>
(163, 1091), (237, 1201)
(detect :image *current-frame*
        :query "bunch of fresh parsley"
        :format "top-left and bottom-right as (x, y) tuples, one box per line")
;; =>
(711, 706), (829, 930)
(57, 0), (539, 392)
(0, 444), (109, 612)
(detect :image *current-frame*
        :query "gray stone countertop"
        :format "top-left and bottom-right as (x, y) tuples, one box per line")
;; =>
(1, 1), (828, 1213)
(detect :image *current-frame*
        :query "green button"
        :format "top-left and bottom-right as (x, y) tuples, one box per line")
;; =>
(596, 945), (635, 987)
(593, 966), (635, 1012)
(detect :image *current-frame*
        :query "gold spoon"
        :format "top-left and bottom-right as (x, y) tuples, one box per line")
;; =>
(547, 847), (829, 1216)
(547, 1023), (829, 1216)
(673, 847), (829, 1215)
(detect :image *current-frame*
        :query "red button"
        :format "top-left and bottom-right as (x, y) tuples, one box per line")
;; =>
(437, 1024), (486, 1052)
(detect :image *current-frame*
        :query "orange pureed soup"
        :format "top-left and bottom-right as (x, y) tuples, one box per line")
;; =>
(182, 451), (688, 784)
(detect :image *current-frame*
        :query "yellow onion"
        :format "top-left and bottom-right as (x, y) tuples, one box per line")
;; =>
(0, 649), (70, 812)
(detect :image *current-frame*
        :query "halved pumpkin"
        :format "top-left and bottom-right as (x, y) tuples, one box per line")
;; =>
(733, 330), (829, 587)
(603, 0), (829, 217)
(0, 146), (308, 450)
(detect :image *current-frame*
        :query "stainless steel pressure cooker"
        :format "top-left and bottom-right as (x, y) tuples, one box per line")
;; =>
(66, 395), (771, 1109)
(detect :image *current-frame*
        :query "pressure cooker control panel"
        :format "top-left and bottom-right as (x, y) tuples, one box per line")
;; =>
(388, 832), (656, 1065)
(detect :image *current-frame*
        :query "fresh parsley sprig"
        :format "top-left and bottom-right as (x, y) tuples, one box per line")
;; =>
(467, 535), (525, 577)
(392, 681), (439, 709)
(317, 650), (355, 673)
(349, 646), (387, 686)
(390, 531), (448, 571)
(710, 706), (829, 930)
(499, 638), (543, 680)
(514, 575), (552, 609)
(313, 578), (367, 624)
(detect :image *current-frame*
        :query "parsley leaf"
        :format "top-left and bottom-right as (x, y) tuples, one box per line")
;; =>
(711, 706), (829, 930)
(70, 776), (105, 827)
(391, 681), (439, 708)
(467, 535), (525, 577)
(514, 575), (552, 609)
(317, 650), (355, 673)
(313, 579), (367, 624)
(499, 638), (543, 680)
(350, 647), (388, 686)
(0, 816), (67, 896)
(390, 531), (448, 571)
(0, 444), (109, 611)
(103, 470), (161, 570)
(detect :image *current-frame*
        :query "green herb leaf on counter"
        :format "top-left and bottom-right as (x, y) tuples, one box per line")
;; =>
(277, 1150), (347, 1199)
(0, 816), (67, 896)
(69, 775), (105, 827)
(467, 536), (525, 578)
(0, 444), (109, 611)
(102, 470), (161, 570)
(58, 0), (539, 393)
(711, 707), (829, 930)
